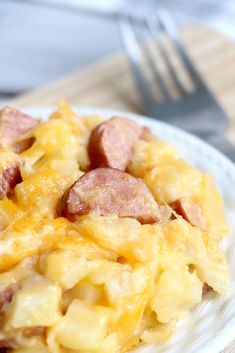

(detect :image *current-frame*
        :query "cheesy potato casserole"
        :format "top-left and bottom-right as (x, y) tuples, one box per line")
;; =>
(0, 102), (229, 353)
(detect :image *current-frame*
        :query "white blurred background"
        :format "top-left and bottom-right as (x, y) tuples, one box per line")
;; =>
(1, 0), (235, 101)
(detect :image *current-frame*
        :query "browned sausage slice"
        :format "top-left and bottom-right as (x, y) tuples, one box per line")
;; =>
(88, 117), (142, 170)
(0, 163), (22, 199)
(170, 197), (205, 229)
(0, 106), (39, 153)
(59, 168), (161, 224)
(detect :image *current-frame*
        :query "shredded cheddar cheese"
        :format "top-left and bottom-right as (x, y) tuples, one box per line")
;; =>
(0, 102), (229, 353)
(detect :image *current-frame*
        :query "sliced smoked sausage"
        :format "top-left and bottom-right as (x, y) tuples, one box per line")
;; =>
(0, 106), (39, 153)
(88, 117), (142, 170)
(59, 168), (161, 224)
(170, 197), (205, 229)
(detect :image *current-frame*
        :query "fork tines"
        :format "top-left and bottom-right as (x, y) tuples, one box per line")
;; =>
(118, 10), (207, 103)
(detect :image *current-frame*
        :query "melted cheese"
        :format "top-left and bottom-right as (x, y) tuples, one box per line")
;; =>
(0, 102), (229, 353)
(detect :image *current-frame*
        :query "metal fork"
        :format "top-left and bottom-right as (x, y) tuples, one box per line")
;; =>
(118, 10), (235, 161)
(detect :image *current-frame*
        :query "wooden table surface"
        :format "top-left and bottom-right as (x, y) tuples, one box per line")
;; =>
(5, 25), (235, 352)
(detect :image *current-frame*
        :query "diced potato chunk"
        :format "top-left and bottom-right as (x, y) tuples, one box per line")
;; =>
(158, 219), (207, 267)
(151, 265), (202, 323)
(43, 250), (90, 289)
(144, 159), (202, 203)
(5, 282), (61, 329)
(22, 119), (76, 159)
(10, 341), (50, 353)
(87, 259), (131, 285)
(196, 241), (230, 294)
(15, 162), (80, 216)
(76, 215), (160, 263)
(104, 266), (150, 305)
(96, 333), (118, 353)
(141, 321), (176, 344)
(63, 281), (104, 308)
(77, 333), (118, 353)
(199, 175), (228, 239)
(0, 150), (21, 174)
(0, 198), (22, 232)
(91, 263), (151, 339)
(51, 299), (112, 350)
(129, 140), (179, 178)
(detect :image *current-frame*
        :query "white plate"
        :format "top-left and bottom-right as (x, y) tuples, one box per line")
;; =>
(25, 107), (235, 353)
